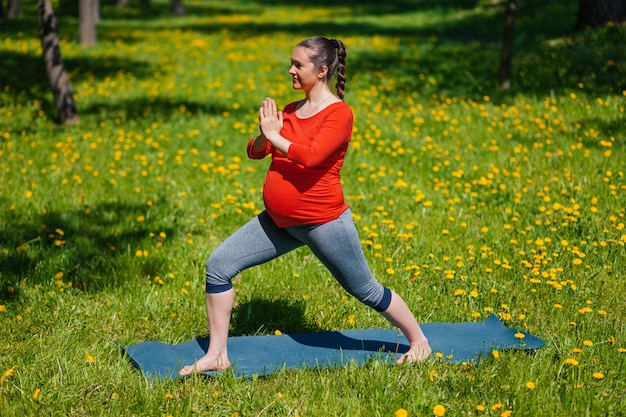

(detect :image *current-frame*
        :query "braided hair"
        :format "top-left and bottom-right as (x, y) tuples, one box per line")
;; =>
(297, 36), (347, 100)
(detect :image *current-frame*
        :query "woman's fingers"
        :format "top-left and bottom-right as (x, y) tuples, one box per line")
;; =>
(262, 98), (277, 118)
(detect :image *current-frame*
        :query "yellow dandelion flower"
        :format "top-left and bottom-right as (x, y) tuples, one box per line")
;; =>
(525, 381), (536, 389)
(501, 411), (512, 417)
(1, 365), (17, 383)
(395, 408), (409, 417)
(86, 355), (95, 363)
(491, 403), (504, 410)
(593, 372), (604, 379)
(514, 332), (525, 339)
(274, 330), (282, 335)
(492, 350), (500, 358)
(33, 388), (41, 400)
(476, 405), (486, 411)
(164, 393), (174, 399)
(564, 358), (579, 366)
(429, 370), (438, 381)
(583, 340), (593, 347)
(573, 258), (583, 265)
(433, 404), (446, 416)
(0, 305), (5, 313)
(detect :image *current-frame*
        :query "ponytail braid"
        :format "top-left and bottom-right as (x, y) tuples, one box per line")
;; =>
(333, 39), (346, 100)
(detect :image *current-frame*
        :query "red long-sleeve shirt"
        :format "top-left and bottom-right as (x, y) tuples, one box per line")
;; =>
(247, 101), (353, 228)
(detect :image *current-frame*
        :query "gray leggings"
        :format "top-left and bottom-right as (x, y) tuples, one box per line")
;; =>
(205, 208), (392, 312)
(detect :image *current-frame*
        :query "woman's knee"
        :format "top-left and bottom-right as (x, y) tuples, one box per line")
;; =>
(344, 281), (391, 312)
(205, 252), (234, 293)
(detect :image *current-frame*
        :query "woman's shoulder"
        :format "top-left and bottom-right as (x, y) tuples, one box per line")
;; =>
(324, 100), (352, 118)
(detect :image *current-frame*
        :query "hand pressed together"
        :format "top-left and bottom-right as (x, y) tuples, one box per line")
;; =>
(259, 97), (283, 140)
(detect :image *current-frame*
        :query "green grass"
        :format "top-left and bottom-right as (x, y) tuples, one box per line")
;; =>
(1, 0), (625, 416)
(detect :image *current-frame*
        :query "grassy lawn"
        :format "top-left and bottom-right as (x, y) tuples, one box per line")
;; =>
(1, 0), (625, 415)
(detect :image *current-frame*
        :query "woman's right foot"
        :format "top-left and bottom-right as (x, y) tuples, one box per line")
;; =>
(178, 351), (231, 376)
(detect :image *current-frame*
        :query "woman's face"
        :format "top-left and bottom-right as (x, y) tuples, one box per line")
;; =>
(289, 46), (324, 91)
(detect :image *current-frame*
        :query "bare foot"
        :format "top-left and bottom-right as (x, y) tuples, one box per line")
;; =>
(178, 351), (231, 376)
(396, 342), (432, 364)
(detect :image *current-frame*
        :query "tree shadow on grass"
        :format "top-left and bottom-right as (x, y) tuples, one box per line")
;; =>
(77, 95), (240, 124)
(0, 199), (179, 302)
(0, 48), (242, 128)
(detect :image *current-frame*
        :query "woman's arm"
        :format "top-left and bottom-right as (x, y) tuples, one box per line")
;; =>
(250, 133), (269, 154)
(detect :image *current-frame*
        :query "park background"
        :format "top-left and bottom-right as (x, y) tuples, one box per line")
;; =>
(1, 0), (625, 416)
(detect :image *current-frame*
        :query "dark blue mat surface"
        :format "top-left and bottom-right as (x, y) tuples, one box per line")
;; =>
(121, 314), (544, 380)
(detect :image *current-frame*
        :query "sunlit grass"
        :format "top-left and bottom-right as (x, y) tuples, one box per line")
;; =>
(1, 0), (625, 416)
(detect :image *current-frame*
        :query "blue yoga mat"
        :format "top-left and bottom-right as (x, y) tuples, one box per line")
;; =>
(121, 314), (544, 380)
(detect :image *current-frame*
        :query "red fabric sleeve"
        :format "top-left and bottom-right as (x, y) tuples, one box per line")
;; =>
(247, 137), (272, 159)
(286, 104), (353, 168)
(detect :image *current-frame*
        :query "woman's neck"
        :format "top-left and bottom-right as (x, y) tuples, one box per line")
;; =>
(305, 85), (334, 106)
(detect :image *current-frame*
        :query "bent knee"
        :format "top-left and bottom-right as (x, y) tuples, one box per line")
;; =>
(205, 254), (234, 294)
(348, 283), (391, 312)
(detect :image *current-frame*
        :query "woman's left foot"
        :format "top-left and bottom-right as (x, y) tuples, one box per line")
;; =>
(396, 343), (432, 364)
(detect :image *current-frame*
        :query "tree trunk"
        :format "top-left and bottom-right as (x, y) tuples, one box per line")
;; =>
(498, 0), (517, 90)
(38, 0), (80, 125)
(170, 0), (185, 16)
(94, 0), (100, 24)
(7, 0), (22, 19)
(0, 1), (5, 24)
(575, 0), (626, 30)
(79, 0), (97, 45)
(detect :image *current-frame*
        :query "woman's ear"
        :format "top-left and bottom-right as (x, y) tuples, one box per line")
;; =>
(318, 65), (329, 79)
